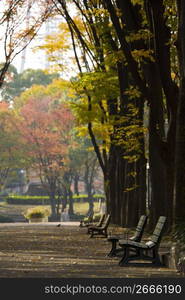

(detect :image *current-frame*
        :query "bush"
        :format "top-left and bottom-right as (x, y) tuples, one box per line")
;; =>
(6, 195), (50, 205)
(6, 194), (105, 205)
(23, 206), (50, 219)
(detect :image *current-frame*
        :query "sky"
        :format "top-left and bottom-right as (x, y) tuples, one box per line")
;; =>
(0, 1), (47, 71)
(0, 1), (77, 79)
(12, 20), (77, 79)
(13, 26), (52, 72)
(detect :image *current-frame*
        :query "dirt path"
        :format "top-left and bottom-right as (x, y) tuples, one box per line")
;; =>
(0, 222), (182, 278)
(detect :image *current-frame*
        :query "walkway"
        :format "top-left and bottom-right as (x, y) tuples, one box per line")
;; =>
(0, 222), (181, 278)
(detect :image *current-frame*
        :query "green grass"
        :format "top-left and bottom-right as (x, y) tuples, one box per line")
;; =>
(0, 201), (101, 221)
(73, 202), (100, 215)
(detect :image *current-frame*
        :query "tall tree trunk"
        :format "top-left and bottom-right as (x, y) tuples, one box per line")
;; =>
(146, 0), (178, 231)
(68, 188), (74, 216)
(144, 61), (166, 229)
(61, 188), (68, 212)
(107, 144), (118, 223)
(149, 126), (166, 229)
(116, 153), (126, 226)
(74, 174), (79, 195)
(136, 155), (147, 217)
(126, 162), (139, 227)
(49, 189), (57, 218)
(174, 0), (185, 224)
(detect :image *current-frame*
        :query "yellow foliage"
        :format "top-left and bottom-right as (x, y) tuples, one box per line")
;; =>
(124, 86), (141, 99)
(131, 49), (155, 63)
(131, 0), (145, 5)
(126, 29), (152, 43)
(23, 206), (50, 219)
(76, 126), (89, 137)
(124, 184), (139, 192)
(128, 171), (137, 178)
(14, 78), (73, 110)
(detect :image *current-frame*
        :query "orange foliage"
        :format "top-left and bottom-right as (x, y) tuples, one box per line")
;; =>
(0, 101), (9, 112)
(18, 96), (74, 175)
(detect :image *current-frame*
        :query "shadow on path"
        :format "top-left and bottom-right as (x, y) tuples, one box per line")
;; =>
(0, 223), (181, 278)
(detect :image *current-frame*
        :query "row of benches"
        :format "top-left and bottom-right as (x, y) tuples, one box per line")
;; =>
(80, 214), (167, 267)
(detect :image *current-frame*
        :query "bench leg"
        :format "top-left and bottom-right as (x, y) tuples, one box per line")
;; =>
(119, 247), (129, 266)
(119, 247), (145, 266)
(90, 231), (94, 238)
(151, 249), (162, 266)
(118, 247), (163, 267)
(107, 240), (117, 257)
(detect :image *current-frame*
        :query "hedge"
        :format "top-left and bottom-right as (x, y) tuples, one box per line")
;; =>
(6, 196), (50, 205)
(6, 194), (105, 205)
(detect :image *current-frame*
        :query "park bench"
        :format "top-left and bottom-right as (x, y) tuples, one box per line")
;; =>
(87, 213), (106, 234)
(107, 215), (148, 257)
(88, 214), (111, 238)
(118, 216), (166, 266)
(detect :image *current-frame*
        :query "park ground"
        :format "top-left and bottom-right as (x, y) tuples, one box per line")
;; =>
(0, 221), (182, 278)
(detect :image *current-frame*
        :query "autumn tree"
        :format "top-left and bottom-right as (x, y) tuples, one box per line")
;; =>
(45, 0), (147, 227)
(0, 101), (26, 191)
(39, 0), (185, 230)
(98, 0), (181, 230)
(15, 81), (74, 219)
(69, 136), (102, 215)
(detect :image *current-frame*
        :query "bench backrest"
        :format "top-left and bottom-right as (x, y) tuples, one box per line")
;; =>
(96, 214), (106, 227)
(87, 212), (94, 223)
(150, 216), (166, 245)
(102, 214), (111, 229)
(130, 215), (148, 242)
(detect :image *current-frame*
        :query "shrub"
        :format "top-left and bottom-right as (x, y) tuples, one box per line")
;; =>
(23, 206), (50, 219)
(6, 194), (105, 205)
(6, 195), (50, 205)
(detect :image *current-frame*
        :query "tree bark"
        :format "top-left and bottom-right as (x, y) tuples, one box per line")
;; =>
(174, 0), (185, 224)
(74, 174), (79, 196)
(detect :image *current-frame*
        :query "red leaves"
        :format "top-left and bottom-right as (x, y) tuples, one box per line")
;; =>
(18, 96), (74, 173)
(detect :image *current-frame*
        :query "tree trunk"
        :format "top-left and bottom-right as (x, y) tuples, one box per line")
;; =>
(49, 189), (57, 218)
(61, 188), (68, 212)
(68, 188), (74, 216)
(174, 0), (185, 224)
(136, 155), (147, 217)
(74, 174), (79, 195)
(149, 127), (166, 229)
(126, 162), (139, 228)
(144, 61), (167, 229)
(146, 0), (178, 232)
(174, 78), (185, 223)
(107, 144), (118, 223)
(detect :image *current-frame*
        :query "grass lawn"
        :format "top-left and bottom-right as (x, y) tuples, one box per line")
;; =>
(73, 201), (100, 215)
(0, 200), (101, 222)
